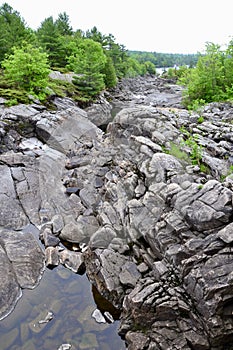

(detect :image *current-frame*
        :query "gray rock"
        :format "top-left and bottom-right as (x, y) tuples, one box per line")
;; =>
(59, 249), (85, 274)
(217, 222), (233, 243)
(0, 245), (21, 321)
(41, 227), (60, 247)
(119, 261), (141, 287)
(36, 106), (102, 153)
(0, 229), (44, 320)
(125, 331), (150, 350)
(84, 248), (128, 307)
(51, 214), (64, 235)
(89, 226), (117, 248)
(60, 215), (99, 244)
(45, 247), (60, 267)
(85, 93), (112, 127)
(0, 164), (29, 230)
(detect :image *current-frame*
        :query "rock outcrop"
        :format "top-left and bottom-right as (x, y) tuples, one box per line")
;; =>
(1, 75), (233, 349)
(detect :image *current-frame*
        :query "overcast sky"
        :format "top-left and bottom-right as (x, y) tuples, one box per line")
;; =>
(3, 0), (233, 54)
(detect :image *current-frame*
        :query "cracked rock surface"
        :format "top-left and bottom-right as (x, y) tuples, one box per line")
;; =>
(1, 76), (233, 349)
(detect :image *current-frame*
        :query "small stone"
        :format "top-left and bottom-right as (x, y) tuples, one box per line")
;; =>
(57, 344), (72, 350)
(38, 311), (53, 324)
(43, 228), (60, 247)
(45, 247), (60, 267)
(92, 308), (106, 323)
(29, 310), (53, 333)
(152, 261), (169, 279)
(90, 226), (117, 248)
(65, 187), (80, 195)
(59, 249), (85, 274)
(137, 262), (149, 273)
(52, 214), (64, 234)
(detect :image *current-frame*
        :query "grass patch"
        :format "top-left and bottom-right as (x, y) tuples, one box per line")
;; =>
(167, 142), (190, 163)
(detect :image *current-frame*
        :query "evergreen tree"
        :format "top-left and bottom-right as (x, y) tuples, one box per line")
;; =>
(0, 3), (31, 63)
(36, 16), (62, 67)
(85, 26), (107, 46)
(102, 55), (117, 88)
(55, 12), (73, 36)
(67, 38), (107, 98)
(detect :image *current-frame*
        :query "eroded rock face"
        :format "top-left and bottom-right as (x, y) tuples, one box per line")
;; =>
(0, 98), (103, 321)
(75, 101), (233, 349)
(1, 76), (233, 349)
(0, 229), (44, 320)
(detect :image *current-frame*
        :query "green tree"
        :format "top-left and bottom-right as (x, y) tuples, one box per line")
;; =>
(2, 42), (50, 99)
(144, 61), (156, 75)
(180, 43), (226, 108)
(36, 16), (62, 67)
(102, 54), (117, 88)
(85, 26), (107, 46)
(55, 12), (73, 36)
(67, 38), (107, 98)
(0, 3), (32, 63)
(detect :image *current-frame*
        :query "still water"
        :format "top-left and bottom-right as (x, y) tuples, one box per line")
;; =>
(0, 265), (126, 350)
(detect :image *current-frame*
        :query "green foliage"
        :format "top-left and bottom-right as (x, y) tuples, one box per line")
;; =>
(197, 115), (204, 124)
(0, 3), (33, 63)
(67, 38), (107, 99)
(163, 65), (190, 79)
(47, 77), (77, 98)
(180, 128), (203, 166)
(2, 42), (50, 100)
(0, 71), (31, 104)
(165, 142), (190, 163)
(180, 41), (233, 108)
(36, 16), (62, 67)
(102, 55), (117, 88)
(144, 61), (156, 75)
(1, 3), (161, 102)
(128, 51), (199, 68)
(55, 12), (73, 36)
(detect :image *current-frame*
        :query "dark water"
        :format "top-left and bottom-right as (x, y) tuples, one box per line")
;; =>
(0, 265), (126, 350)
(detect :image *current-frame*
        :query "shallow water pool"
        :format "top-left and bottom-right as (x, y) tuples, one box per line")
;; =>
(0, 265), (126, 350)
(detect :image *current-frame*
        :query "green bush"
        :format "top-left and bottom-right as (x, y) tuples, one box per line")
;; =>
(2, 42), (50, 100)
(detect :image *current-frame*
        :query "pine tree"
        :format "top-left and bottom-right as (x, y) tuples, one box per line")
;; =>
(55, 12), (73, 36)
(102, 55), (117, 88)
(36, 16), (62, 67)
(67, 38), (107, 98)
(0, 3), (31, 63)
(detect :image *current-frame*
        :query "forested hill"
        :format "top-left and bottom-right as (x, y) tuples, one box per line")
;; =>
(128, 50), (199, 68)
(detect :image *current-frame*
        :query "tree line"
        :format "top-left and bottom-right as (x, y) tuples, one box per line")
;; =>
(1, 3), (233, 109)
(0, 3), (157, 103)
(128, 51), (199, 68)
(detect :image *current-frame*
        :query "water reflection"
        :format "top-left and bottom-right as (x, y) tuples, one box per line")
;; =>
(92, 285), (121, 324)
(0, 266), (126, 350)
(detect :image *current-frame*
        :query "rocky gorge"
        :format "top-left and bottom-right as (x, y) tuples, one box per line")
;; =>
(1, 74), (233, 349)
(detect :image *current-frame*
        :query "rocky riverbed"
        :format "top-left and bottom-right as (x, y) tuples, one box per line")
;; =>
(1, 75), (233, 349)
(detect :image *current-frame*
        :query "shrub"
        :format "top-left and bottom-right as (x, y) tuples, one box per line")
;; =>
(2, 42), (50, 100)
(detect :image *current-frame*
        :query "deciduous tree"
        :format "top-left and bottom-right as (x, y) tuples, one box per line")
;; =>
(2, 42), (50, 99)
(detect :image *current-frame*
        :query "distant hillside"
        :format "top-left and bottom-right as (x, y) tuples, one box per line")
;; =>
(128, 50), (199, 68)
